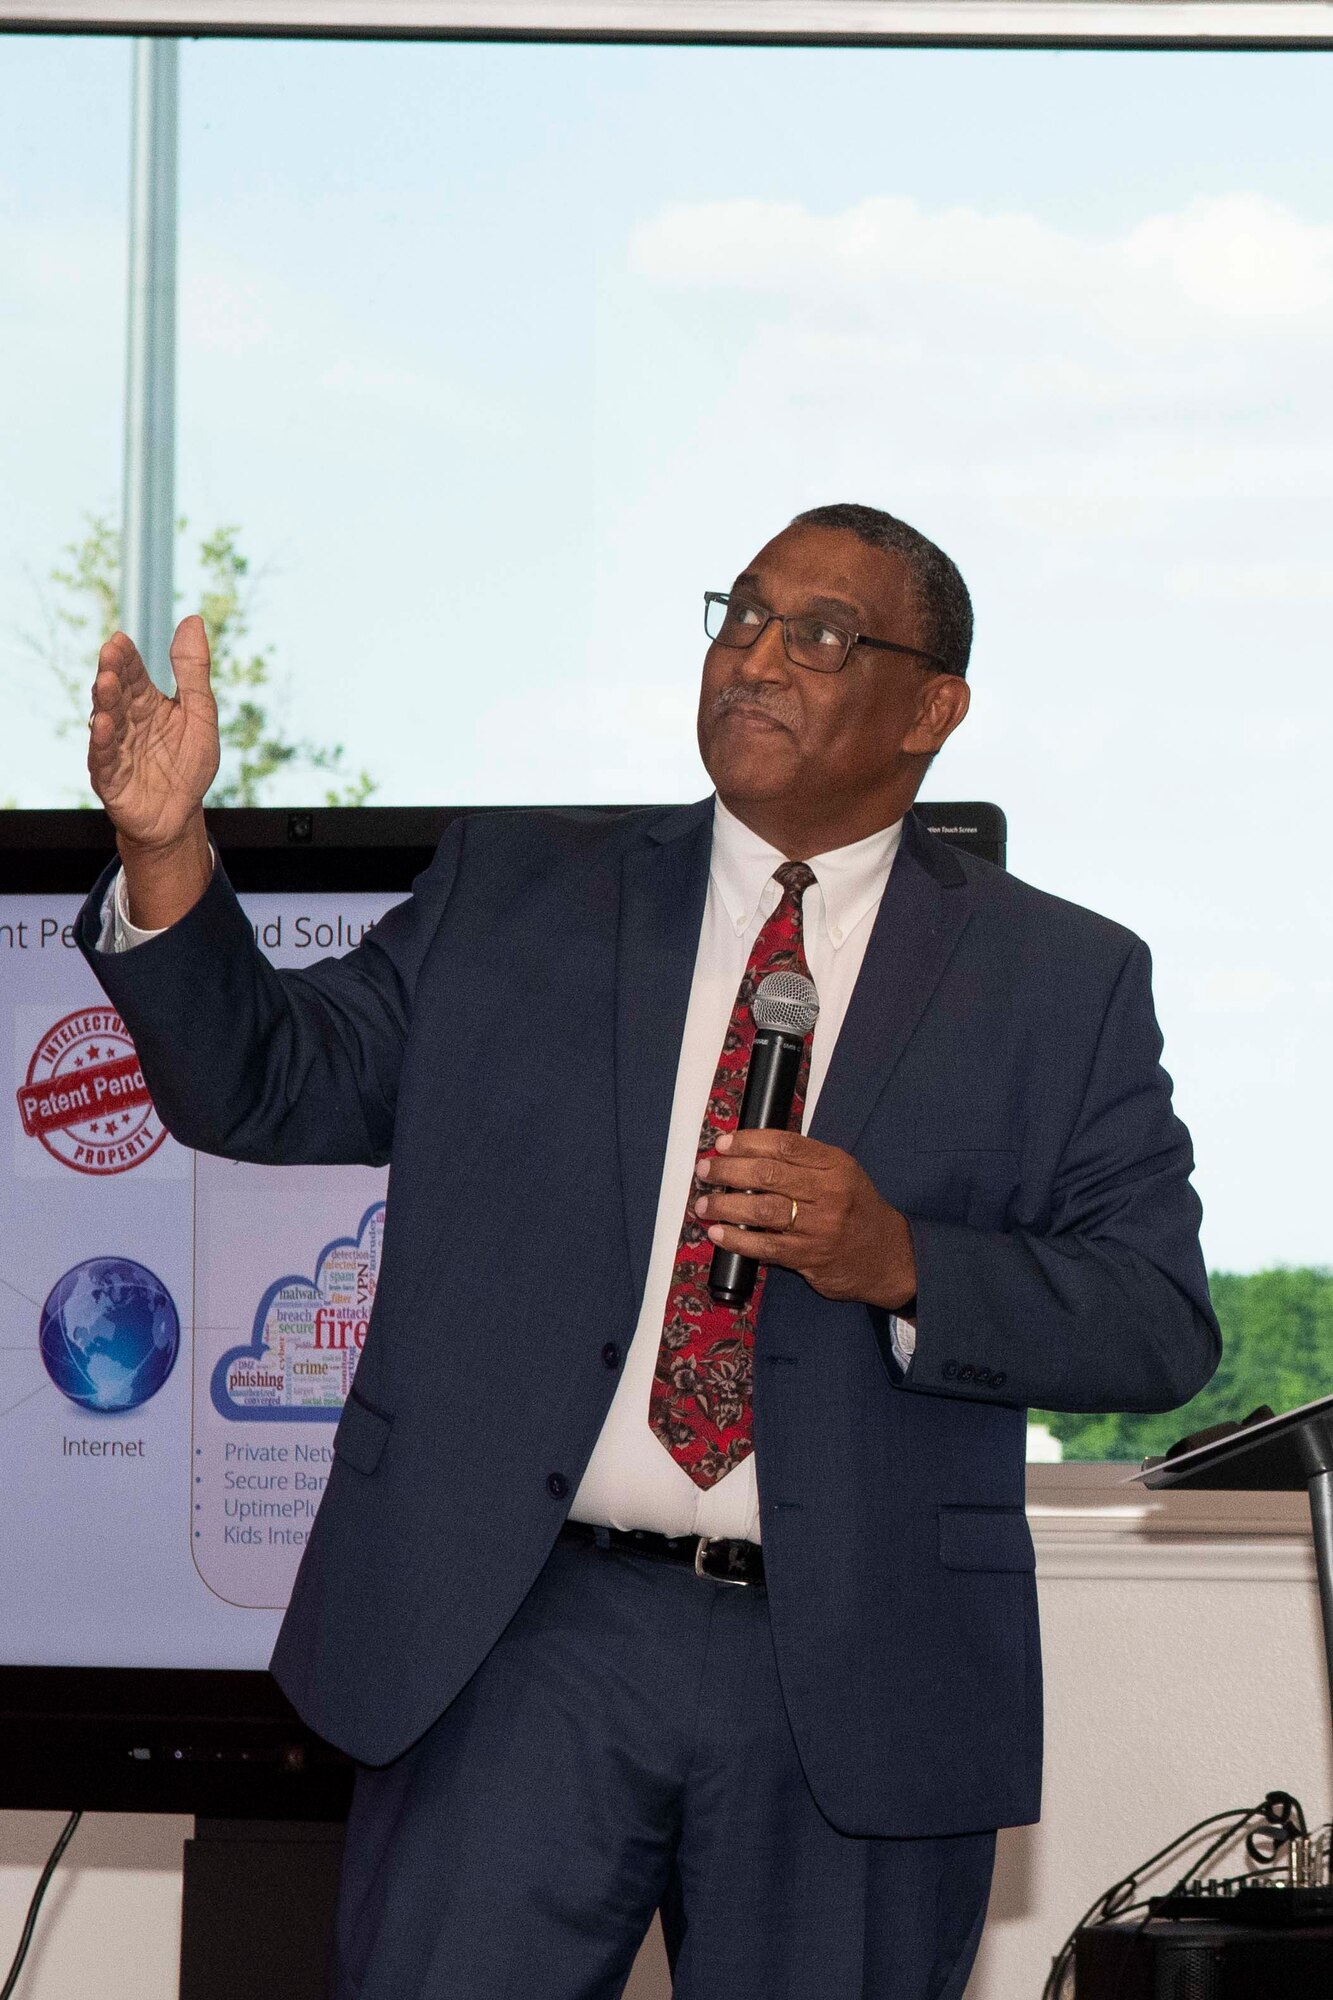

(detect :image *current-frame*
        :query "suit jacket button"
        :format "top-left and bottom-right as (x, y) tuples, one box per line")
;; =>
(943, 1361), (959, 1380)
(601, 1342), (622, 1370)
(547, 1472), (569, 1499)
(975, 1367), (993, 1387)
(959, 1364), (976, 1382)
(991, 1371), (1007, 1388)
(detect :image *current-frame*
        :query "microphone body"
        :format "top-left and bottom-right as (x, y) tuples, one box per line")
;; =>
(707, 970), (820, 1310)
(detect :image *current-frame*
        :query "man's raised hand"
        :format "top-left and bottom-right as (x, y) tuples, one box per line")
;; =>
(87, 616), (219, 929)
(88, 616), (220, 848)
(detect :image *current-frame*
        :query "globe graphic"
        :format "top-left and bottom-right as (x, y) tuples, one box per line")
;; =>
(39, 1257), (179, 1413)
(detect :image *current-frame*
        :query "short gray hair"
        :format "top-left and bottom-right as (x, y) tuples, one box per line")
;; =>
(790, 502), (973, 677)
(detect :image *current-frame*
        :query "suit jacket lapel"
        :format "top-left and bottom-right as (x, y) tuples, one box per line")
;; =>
(809, 809), (973, 1157)
(614, 799), (714, 1304)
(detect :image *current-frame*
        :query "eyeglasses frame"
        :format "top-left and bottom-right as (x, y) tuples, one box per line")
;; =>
(703, 590), (950, 675)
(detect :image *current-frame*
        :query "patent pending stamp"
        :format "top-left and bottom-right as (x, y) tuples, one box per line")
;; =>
(16, 1007), (165, 1175)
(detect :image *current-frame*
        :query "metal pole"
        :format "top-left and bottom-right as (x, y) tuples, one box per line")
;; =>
(121, 38), (179, 694)
(1307, 1470), (1333, 1749)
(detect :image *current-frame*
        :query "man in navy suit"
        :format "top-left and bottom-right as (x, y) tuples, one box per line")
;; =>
(81, 503), (1219, 1999)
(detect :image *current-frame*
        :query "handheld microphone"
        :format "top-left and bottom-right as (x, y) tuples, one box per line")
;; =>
(707, 969), (820, 1310)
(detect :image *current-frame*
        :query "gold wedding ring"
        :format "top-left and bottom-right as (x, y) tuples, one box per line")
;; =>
(787, 1198), (799, 1231)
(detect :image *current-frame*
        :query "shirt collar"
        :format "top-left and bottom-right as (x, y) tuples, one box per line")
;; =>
(709, 796), (903, 950)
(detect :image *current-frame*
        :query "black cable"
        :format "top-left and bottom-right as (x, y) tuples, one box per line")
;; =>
(1106, 1808), (1270, 2000)
(0, 1809), (82, 2000)
(1043, 1793), (1308, 2000)
(1040, 1804), (1260, 2000)
(1041, 1807), (1255, 1999)
(1170, 1810), (1269, 1896)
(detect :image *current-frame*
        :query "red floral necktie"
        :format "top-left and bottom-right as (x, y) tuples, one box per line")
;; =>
(647, 861), (816, 1490)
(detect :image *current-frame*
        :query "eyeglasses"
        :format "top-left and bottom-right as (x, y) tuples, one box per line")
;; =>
(703, 590), (948, 675)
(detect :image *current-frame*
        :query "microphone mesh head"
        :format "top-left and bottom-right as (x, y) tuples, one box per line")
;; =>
(751, 970), (820, 1037)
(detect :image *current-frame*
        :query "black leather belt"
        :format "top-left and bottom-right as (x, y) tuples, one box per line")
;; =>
(558, 1519), (765, 1587)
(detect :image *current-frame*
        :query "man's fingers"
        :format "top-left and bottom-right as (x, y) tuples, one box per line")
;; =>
(91, 665), (132, 727)
(702, 1221), (804, 1269)
(88, 649), (135, 775)
(169, 614), (213, 701)
(91, 635), (162, 746)
(714, 1128), (837, 1166)
(88, 707), (121, 755)
(95, 630), (152, 698)
(696, 1190), (801, 1234)
(696, 1152), (823, 1199)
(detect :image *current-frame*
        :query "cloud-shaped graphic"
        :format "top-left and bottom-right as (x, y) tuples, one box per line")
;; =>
(210, 1203), (385, 1423)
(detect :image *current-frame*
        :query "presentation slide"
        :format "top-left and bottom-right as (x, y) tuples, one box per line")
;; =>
(0, 885), (398, 1670)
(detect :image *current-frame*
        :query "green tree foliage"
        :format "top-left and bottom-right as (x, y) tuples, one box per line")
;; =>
(36, 512), (375, 809)
(1034, 1266), (1333, 1461)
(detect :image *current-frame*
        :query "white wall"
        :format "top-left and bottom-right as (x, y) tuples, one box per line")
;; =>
(970, 1566), (1331, 1997)
(4, 1507), (1328, 2000)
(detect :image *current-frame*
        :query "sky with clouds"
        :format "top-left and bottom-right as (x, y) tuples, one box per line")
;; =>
(1, 34), (1331, 1273)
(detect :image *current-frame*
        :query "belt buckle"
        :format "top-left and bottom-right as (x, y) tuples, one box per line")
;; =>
(694, 1535), (751, 1587)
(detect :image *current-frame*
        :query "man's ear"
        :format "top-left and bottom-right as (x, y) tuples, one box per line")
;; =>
(902, 675), (970, 758)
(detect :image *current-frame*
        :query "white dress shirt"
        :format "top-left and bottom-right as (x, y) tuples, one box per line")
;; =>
(101, 802), (916, 1543)
(570, 798), (913, 1543)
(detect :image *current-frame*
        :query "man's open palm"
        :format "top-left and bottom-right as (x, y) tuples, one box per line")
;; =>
(88, 616), (221, 849)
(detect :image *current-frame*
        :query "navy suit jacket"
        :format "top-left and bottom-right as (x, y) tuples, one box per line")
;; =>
(79, 801), (1219, 1837)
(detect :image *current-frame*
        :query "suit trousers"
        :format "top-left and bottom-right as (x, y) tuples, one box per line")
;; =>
(332, 1534), (996, 2000)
